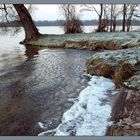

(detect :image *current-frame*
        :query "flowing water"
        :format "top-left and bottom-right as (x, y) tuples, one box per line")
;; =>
(0, 27), (94, 135)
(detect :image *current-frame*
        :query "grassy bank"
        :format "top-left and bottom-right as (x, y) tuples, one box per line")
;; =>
(25, 32), (140, 51)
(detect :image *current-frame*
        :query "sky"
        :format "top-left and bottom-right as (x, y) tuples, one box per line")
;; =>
(31, 4), (99, 21)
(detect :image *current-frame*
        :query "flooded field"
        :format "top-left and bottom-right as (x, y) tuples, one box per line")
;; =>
(0, 28), (94, 135)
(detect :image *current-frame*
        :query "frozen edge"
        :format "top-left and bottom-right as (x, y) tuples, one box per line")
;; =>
(38, 76), (116, 136)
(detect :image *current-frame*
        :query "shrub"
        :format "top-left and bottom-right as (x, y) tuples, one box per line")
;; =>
(64, 17), (83, 34)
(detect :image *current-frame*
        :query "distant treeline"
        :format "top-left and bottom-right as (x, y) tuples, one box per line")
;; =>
(0, 19), (140, 27)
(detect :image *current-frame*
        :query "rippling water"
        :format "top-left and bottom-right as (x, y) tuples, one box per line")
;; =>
(0, 27), (94, 135)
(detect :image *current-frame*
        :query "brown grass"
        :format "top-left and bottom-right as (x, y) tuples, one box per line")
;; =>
(86, 58), (114, 78)
(86, 58), (134, 87)
(114, 62), (134, 87)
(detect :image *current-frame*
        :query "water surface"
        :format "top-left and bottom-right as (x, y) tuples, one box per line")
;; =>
(0, 27), (94, 135)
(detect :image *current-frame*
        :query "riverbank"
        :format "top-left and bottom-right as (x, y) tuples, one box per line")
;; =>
(25, 32), (140, 51)
(38, 76), (116, 136)
(86, 46), (140, 136)
(106, 88), (140, 136)
(26, 32), (140, 136)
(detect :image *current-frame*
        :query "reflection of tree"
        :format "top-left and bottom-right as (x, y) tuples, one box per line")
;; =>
(0, 26), (22, 36)
(0, 44), (41, 135)
(24, 45), (39, 60)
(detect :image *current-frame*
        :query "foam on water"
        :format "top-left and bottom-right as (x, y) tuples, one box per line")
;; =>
(38, 76), (116, 136)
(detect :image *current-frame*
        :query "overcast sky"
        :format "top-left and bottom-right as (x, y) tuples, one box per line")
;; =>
(31, 4), (100, 21)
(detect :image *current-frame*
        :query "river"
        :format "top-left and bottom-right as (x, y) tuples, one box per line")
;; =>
(0, 26), (138, 136)
(0, 27), (95, 135)
(37, 25), (140, 34)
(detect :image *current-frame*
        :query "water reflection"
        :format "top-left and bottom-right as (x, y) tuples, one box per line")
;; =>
(0, 45), (43, 135)
(0, 41), (94, 135)
(0, 27), (22, 36)
(24, 45), (40, 60)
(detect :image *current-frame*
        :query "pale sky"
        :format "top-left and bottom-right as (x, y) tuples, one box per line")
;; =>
(31, 4), (99, 21)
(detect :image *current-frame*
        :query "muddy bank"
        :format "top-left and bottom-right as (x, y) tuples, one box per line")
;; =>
(25, 32), (140, 51)
(86, 45), (140, 135)
(106, 88), (127, 135)
(107, 89), (140, 136)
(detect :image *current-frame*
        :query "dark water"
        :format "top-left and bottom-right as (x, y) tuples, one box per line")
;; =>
(0, 33), (94, 135)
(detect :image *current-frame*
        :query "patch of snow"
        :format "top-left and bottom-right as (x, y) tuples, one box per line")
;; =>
(38, 118), (56, 130)
(38, 129), (56, 136)
(83, 73), (92, 78)
(38, 76), (116, 136)
(38, 122), (48, 129)
(67, 98), (78, 103)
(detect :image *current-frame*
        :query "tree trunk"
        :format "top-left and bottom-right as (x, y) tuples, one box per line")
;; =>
(110, 5), (113, 32)
(126, 10), (134, 32)
(127, 18), (131, 32)
(13, 4), (41, 42)
(113, 17), (116, 32)
(122, 4), (126, 32)
(97, 4), (103, 32)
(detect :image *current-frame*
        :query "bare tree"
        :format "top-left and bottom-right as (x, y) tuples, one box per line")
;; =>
(104, 5), (122, 32)
(0, 4), (41, 42)
(109, 5), (118, 32)
(59, 4), (83, 34)
(122, 4), (127, 31)
(13, 4), (41, 42)
(126, 5), (138, 31)
(59, 4), (75, 21)
(80, 4), (108, 32)
(94, 4), (122, 32)
(97, 4), (104, 32)
(110, 5), (113, 32)
(133, 5), (140, 18)
(0, 4), (21, 35)
(102, 4), (109, 32)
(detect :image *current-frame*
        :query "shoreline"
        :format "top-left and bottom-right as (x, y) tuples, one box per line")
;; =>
(38, 76), (116, 136)
(24, 32), (140, 52)
(106, 88), (127, 135)
(24, 32), (140, 136)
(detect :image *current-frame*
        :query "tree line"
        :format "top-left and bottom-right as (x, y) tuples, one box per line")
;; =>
(68, 4), (140, 32)
(1, 19), (140, 27)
